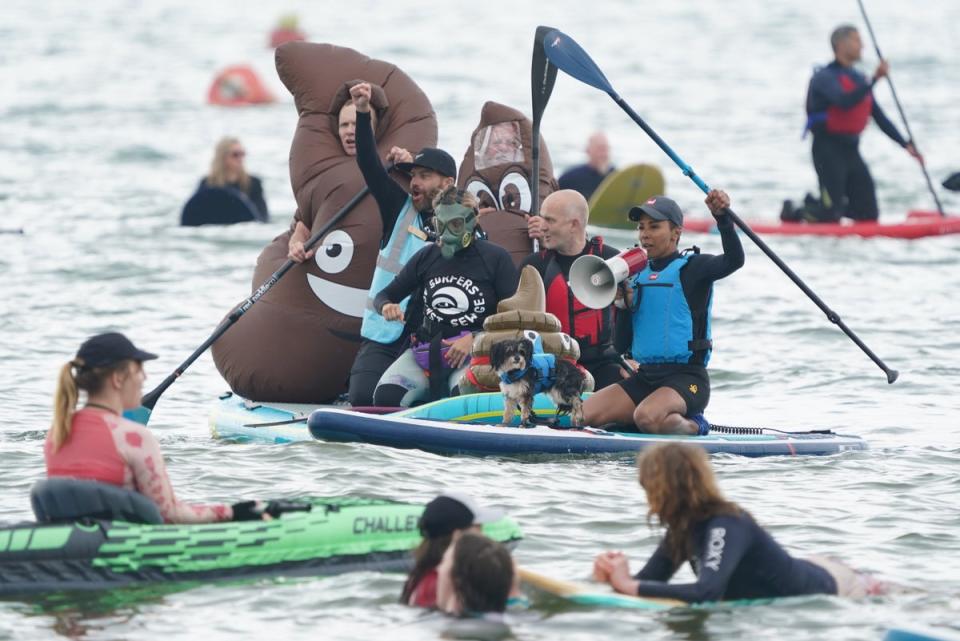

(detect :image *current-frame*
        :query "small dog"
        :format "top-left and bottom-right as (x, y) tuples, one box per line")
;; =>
(490, 338), (587, 427)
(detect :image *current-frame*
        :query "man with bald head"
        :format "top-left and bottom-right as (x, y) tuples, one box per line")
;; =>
(523, 189), (626, 389)
(558, 132), (615, 201)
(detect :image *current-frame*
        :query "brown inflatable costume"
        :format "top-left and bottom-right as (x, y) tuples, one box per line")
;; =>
(461, 266), (595, 394)
(459, 102), (559, 266)
(211, 42), (437, 403)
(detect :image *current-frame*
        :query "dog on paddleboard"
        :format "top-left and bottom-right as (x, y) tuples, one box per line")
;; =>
(490, 337), (586, 427)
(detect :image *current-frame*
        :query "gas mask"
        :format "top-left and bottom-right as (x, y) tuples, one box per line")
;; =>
(433, 203), (477, 259)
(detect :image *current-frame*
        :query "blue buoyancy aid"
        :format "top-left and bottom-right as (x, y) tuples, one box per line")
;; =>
(499, 353), (558, 395)
(630, 254), (713, 366)
(361, 197), (427, 343)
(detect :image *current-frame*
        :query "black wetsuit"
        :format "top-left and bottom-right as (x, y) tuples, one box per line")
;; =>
(347, 110), (430, 406)
(520, 239), (629, 390)
(558, 164), (614, 201)
(634, 512), (836, 603)
(198, 176), (268, 222)
(618, 215), (743, 416)
(806, 62), (908, 221)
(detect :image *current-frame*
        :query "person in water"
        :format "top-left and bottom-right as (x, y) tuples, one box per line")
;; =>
(372, 186), (518, 407)
(582, 191), (742, 435)
(593, 443), (887, 602)
(401, 492), (506, 608)
(45, 332), (268, 523)
(557, 132), (615, 201)
(197, 136), (269, 222)
(522, 189), (628, 390)
(798, 24), (922, 222)
(436, 532), (515, 617)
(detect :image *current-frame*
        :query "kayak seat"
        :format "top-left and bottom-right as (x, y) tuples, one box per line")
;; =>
(30, 478), (163, 525)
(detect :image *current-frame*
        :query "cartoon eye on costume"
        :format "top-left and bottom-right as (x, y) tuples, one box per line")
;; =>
(314, 229), (354, 274)
(465, 179), (499, 210)
(498, 172), (532, 213)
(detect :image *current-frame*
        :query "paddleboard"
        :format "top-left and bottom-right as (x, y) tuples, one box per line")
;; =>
(884, 627), (960, 641)
(519, 567), (683, 610)
(588, 163), (666, 229)
(682, 210), (960, 239)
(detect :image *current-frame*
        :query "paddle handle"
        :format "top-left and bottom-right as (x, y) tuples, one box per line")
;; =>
(140, 183), (375, 411)
(856, 0), (945, 216)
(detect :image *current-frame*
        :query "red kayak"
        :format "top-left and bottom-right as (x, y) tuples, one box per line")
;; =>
(683, 210), (960, 239)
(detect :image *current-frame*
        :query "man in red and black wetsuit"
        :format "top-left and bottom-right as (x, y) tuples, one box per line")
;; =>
(523, 190), (627, 390)
(804, 24), (922, 221)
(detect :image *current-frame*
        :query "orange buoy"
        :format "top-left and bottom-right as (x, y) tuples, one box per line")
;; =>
(207, 64), (275, 106)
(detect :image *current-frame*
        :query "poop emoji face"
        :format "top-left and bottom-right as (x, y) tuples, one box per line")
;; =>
(458, 102), (558, 266)
(211, 42), (436, 403)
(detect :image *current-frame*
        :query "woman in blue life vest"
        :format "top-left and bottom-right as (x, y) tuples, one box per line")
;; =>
(800, 25), (922, 222)
(593, 443), (888, 602)
(372, 187), (518, 407)
(581, 190), (742, 435)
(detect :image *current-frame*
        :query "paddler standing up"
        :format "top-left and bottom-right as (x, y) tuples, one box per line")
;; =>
(581, 191), (742, 435)
(341, 81), (459, 407)
(798, 25), (922, 222)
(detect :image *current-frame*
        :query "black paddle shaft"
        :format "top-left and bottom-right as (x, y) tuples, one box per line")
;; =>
(139, 184), (375, 411)
(856, 0), (944, 216)
(610, 95), (899, 384)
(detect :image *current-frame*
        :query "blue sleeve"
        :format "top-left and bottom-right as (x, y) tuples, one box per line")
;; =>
(635, 517), (753, 603)
(809, 67), (874, 110)
(634, 539), (679, 582)
(871, 102), (908, 146)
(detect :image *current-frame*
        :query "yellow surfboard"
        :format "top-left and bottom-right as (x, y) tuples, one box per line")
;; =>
(519, 567), (684, 610)
(588, 163), (666, 229)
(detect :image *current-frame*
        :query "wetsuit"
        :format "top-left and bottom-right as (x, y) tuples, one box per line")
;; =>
(634, 512), (837, 602)
(618, 215), (743, 417)
(44, 407), (231, 524)
(520, 238), (627, 390)
(408, 568), (439, 608)
(197, 176), (269, 222)
(558, 164), (614, 201)
(806, 61), (909, 221)
(348, 110), (431, 406)
(373, 241), (518, 406)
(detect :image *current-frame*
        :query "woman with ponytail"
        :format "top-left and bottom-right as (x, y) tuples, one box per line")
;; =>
(45, 333), (257, 523)
(593, 443), (886, 602)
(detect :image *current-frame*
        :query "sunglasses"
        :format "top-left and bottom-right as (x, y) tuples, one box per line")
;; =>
(230, 150), (246, 158)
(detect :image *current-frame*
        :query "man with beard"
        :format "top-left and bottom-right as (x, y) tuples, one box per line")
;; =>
(346, 81), (458, 406)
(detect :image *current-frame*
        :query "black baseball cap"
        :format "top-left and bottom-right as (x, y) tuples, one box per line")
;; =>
(396, 148), (457, 179)
(628, 195), (683, 226)
(75, 332), (158, 369)
(418, 492), (504, 538)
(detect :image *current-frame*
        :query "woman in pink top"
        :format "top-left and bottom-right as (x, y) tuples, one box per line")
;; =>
(45, 333), (249, 524)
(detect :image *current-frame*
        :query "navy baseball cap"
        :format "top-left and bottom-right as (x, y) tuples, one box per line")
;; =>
(396, 148), (457, 179)
(628, 195), (683, 226)
(75, 332), (157, 369)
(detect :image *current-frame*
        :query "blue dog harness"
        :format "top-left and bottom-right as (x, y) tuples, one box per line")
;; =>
(499, 353), (558, 395)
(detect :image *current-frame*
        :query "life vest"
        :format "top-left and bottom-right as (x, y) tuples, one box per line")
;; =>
(543, 237), (612, 350)
(807, 69), (873, 136)
(629, 253), (713, 366)
(361, 197), (427, 343)
(499, 352), (558, 395)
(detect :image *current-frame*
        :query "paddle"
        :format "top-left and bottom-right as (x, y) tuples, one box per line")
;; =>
(125, 183), (376, 424)
(539, 27), (899, 384)
(856, 0), (945, 217)
(529, 25), (560, 253)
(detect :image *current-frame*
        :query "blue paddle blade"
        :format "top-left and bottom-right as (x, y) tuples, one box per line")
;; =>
(123, 405), (152, 425)
(542, 29), (615, 94)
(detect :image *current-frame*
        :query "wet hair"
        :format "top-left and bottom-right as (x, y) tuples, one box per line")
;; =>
(207, 136), (250, 191)
(450, 533), (514, 615)
(400, 533), (454, 604)
(637, 443), (744, 565)
(50, 359), (134, 452)
(432, 185), (479, 212)
(831, 25), (858, 52)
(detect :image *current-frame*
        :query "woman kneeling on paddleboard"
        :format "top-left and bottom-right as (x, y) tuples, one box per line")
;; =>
(593, 443), (886, 602)
(46, 333), (268, 523)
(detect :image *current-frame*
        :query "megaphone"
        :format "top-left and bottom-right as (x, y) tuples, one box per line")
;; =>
(568, 246), (648, 309)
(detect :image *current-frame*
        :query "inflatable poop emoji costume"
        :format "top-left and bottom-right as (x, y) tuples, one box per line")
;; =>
(461, 265), (594, 393)
(212, 42), (437, 403)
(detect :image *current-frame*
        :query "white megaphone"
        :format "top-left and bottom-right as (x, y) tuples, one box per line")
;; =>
(568, 246), (649, 309)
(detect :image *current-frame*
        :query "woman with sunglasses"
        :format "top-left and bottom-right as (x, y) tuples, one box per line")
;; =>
(189, 136), (269, 223)
(371, 186), (518, 407)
